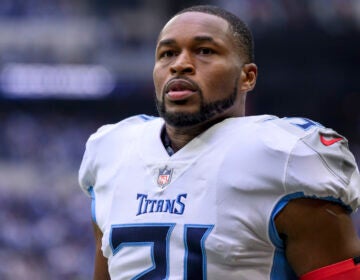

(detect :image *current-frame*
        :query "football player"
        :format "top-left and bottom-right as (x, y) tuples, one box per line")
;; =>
(79, 5), (360, 279)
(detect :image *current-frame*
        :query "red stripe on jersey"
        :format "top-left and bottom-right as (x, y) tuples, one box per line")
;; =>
(300, 257), (360, 280)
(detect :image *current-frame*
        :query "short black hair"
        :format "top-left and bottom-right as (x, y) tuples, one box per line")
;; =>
(174, 5), (255, 63)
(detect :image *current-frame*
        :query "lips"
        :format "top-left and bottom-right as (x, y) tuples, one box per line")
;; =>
(164, 79), (199, 101)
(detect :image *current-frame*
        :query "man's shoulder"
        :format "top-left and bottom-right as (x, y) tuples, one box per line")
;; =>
(88, 114), (161, 143)
(228, 115), (327, 143)
(261, 116), (350, 153)
(232, 115), (348, 156)
(249, 116), (343, 146)
(254, 116), (325, 137)
(78, 115), (162, 194)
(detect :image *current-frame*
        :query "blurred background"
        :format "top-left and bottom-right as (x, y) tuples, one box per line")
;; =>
(0, 0), (359, 279)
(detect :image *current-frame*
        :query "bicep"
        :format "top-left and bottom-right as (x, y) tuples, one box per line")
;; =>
(275, 198), (360, 276)
(92, 222), (110, 280)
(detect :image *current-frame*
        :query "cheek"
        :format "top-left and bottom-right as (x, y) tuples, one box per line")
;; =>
(202, 67), (239, 97)
(153, 67), (164, 97)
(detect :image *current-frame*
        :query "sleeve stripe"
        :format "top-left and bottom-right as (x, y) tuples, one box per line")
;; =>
(87, 186), (97, 224)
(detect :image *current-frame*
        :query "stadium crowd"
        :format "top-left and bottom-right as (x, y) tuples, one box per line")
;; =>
(0, 112), (98, 279)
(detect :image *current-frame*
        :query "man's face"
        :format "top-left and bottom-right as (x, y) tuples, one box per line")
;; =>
(153, 12), (245, 127)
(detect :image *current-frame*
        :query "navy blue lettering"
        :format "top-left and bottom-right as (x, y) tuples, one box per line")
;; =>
(136, 193), (187, 216)
(149, 200), (156, 213)
(174, 194), (187, 214)
(156, 200), (164, 212)
(136, 194), (148, 215)
(164, 200), (175, 213)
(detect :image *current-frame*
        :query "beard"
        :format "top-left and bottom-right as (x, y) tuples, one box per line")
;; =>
(155, 80), (238, 127)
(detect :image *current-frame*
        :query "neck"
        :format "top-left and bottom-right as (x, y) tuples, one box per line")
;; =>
(162, 99), (246, 152)
(164, 116), (229, 152)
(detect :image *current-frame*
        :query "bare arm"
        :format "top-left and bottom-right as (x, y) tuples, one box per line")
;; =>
(275, 198), (360, 276)
(92, 222), (110, 280)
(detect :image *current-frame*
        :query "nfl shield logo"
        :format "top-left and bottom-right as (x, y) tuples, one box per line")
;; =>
(157, 166), (173, 188)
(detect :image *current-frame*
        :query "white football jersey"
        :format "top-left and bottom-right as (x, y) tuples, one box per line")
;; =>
(79, 114), (360, 280)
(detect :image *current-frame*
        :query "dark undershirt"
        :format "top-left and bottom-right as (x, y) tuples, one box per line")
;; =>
(161, 128), (175, 156)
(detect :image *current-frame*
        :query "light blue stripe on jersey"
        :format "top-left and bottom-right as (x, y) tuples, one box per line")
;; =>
(269, 192), (350, 279)
(138, 114), (156, 121)
(269, 193), (301, 280)
(88, 186), (97, 224)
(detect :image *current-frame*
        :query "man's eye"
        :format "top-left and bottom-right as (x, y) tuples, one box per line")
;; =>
(160, 50), (175, 58)
(198, 48), (214, 55)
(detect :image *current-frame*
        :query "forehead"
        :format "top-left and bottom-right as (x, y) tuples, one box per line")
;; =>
(158, 12), (232, 44)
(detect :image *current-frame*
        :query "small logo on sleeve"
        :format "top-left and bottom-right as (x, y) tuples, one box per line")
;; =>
(319, 134), (343, 146)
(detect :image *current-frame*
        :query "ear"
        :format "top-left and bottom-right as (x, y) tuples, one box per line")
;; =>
(239, 63), (258, 93)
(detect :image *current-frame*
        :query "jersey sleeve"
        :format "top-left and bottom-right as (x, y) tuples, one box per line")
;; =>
(78, 133), (96, 197)
(79, 123), (120, 228)
(78, 115), (155, 195)
(78, 123), (114, 196)
(78, 115), (159, 228)
(284, 125), (360, 211)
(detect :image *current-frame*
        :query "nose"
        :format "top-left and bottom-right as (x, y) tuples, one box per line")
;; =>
(170, 51), (195, 75)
